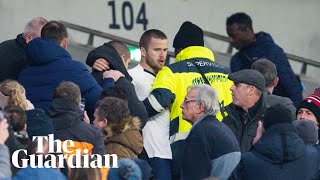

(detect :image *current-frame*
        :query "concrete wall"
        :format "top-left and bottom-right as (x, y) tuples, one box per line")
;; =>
(1, 0), (319, 69)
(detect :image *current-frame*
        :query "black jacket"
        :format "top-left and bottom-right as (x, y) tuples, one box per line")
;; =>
(229, 123), (320, 180)
(48, 98), (105, 156)
(0, 34), (28, 82)
(86, 43), (148, 127)
(222, 92), (296, 152)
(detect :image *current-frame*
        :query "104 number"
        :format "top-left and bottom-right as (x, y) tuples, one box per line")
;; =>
(108, 1), (148, 31)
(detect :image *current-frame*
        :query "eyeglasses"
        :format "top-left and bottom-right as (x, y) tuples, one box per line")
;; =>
(183, 99), (197, 104)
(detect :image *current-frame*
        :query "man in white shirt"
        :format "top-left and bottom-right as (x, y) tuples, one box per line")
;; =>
(128, 29), (171, 180)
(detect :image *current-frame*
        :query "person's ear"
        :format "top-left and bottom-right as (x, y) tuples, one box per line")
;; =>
(120, 54), (126, 64)
(274, 77), (279, 87)
(102, 118), (108, 128)
(60, 38), (68, 49)
(25, 34), (33, 44)
(140, 47), (146, 57)
(244, 26), (253, 33)
(248, 85), (256, 96)
(23, 124), (27, 131)
(198, 102), (205, 113)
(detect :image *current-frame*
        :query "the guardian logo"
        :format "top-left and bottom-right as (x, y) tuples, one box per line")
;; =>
(12, 134), (118, 168)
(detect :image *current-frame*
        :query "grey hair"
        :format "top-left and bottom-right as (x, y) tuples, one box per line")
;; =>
(188, 84), (220, 115)
(23, 17), (48, 38)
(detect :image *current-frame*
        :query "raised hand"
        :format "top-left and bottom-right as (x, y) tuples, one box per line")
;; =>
(93, 58), (110, 71)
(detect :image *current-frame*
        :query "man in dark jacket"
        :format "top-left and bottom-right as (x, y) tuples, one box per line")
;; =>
(48, 81), (105, 178)
(222, 69), (296, 152)
(18, 21), (110, 119)
(229, 104), (320, 180)
(48, 81), (105, 155)
(86, 41), (148, 127)
(226, 12), (302, 107)
(0, 17), (47, 82)
(181, 84), (240, 180)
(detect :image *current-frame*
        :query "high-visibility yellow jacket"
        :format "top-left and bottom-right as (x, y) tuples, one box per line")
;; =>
(144, 46), (233, 144)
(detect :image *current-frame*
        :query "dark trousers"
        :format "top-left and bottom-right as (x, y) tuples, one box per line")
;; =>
(148, 157), (172, 180)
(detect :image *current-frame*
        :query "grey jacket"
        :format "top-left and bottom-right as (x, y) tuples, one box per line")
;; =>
(0, 144), (12, 178)
(222, 92), (296, 152)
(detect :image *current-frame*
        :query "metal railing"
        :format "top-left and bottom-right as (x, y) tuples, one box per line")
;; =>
(60, 21), (176, 58)
(203, 30), (320, 75)
(61, 20), (320, 75)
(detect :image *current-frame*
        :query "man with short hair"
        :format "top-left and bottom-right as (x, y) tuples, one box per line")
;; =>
(0, 17), (47, 82)
(93, 97), (143, 160)
(48, 81), (105, 177)
(181, 84), (240, 180)
(109, 40), (131, 69)
(91, 40), (132, 71)
(48, 81), (105, 155)
(251, 58), (278, 93)
(222, 69), (296, 152)
(19, 21), (110, 119)
(226, 12), (302, 107)
(86, 40), (148, 127)
(143, 21), (233, 178)
(128, 29), (171, 179)
(129, 29), (168, 100)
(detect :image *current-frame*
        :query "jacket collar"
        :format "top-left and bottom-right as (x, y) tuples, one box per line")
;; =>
(16, 33), (27, 49)
(48, 98), (83, 129)
(175, 46), (215, 62)
(248, 95), (263, 120)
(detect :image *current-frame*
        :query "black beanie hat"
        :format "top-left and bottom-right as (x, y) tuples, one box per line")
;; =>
(263, 104), (293, 130)
(173, 21), (204, 49)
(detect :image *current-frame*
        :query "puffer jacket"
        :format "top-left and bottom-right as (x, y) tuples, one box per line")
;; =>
(19, 38), (104, 119)
(229, 123), (320, 180)
(104, 116), (143, 159)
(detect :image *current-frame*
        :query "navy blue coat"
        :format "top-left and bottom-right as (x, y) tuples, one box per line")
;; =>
(230, 32), (302, 107)
(19, 38), (102, 118)
(229, 123), (320, 180)
(181, 115), (240, 180)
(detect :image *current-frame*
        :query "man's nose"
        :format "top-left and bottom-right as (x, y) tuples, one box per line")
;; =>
(230, 85), (235, 91)
(300, 112), (307, 119)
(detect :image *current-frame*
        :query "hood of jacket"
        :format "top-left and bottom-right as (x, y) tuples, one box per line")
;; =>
(104, 116), (142, 154)
(26, 38), (72, 66)
(252, 123), (305, 164)
(86, 42), (132, 82)
(175, 46), (215, 63)
(48, 98), (83, 130)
